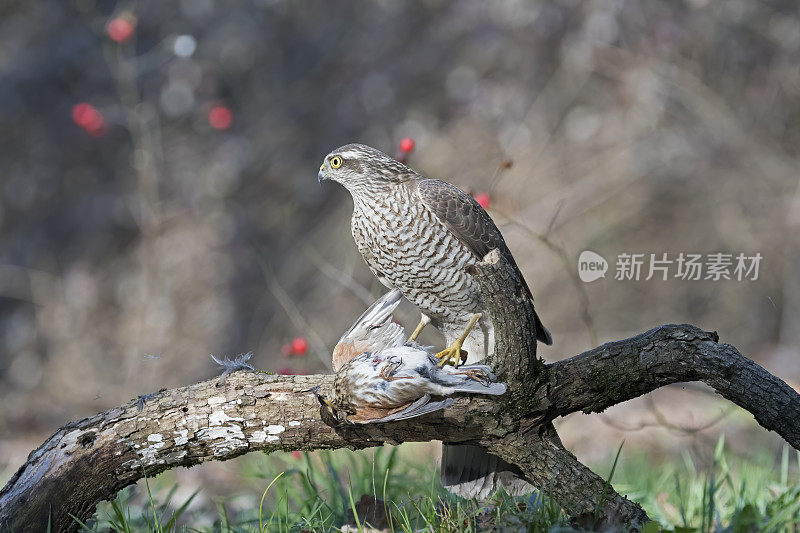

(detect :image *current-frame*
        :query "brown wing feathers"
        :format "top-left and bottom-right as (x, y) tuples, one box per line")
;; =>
(415, 178), (553, 345)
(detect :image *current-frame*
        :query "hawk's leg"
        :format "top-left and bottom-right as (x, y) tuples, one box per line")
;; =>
(407, 314), (431, 342)
(435, 314), (481, 368)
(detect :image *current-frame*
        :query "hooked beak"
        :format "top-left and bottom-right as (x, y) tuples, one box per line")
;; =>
(317, 164), (328, 183)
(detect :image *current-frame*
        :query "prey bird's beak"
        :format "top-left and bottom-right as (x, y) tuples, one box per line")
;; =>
(318, 164), (328, 183)
(311, 385), (329, 406)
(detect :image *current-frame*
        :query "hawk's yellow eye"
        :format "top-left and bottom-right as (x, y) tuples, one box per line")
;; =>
(330, 155), (343, 169)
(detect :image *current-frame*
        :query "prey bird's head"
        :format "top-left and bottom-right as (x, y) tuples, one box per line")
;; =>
(318, 143), (417, 195)
(313, 382), (355, 426)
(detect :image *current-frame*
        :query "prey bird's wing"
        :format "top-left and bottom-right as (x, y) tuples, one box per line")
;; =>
(366, 395), (455, 423)
(332, 289), (406, 371)
(415, 178), (552, 345)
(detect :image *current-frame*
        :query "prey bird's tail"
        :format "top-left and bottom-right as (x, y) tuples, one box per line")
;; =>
(433, 363), (507, 395)
(447, 381), (507, 395)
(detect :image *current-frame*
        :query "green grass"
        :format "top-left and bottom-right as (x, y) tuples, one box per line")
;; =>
(83, 437), (800, 532)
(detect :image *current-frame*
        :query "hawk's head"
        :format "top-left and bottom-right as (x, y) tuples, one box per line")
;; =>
(318, 143), (416, 194)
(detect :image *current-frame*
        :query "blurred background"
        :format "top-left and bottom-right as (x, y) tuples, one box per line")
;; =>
(1, 0), (799, 522)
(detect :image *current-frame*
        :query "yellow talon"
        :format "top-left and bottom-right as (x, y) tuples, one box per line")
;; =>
(435, 314), (481, 368)
(434, 344), (466, 368)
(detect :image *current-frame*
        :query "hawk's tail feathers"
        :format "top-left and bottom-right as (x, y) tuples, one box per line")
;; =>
(534, 309), (553, 345)
(441, 444), (535, 500)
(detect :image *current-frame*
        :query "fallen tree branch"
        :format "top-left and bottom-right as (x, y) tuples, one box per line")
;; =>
(0, 373), (496, 532)
(2, 251), (798, 532)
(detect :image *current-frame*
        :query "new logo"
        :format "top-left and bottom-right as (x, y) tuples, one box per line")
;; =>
(578, 251), (608, 282)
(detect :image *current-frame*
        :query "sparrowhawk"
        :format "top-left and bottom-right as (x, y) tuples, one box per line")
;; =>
(318, 143), (552, 499)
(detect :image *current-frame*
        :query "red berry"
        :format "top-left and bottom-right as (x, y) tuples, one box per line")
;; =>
(291, 337), (308, 356)
(399, 137), (415, 154)
(71, 103), (106, 136)
(208, 106), (233, 130)
(474, 193), (491, 210)
(107, 17), (135, 43)
(291, 451), (302, 459)
(72, 103), (96, 127)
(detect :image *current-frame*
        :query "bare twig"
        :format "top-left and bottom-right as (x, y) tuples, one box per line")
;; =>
(497, 211), (598, 346)
(304, 246), (375, 306)
(598, 396), (734, 436)
(252, 248), (332, 370)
